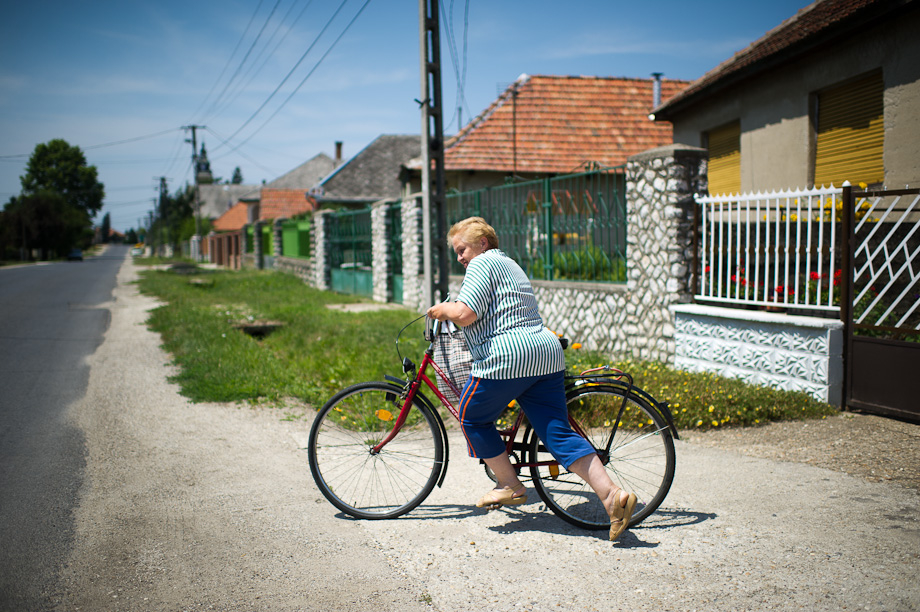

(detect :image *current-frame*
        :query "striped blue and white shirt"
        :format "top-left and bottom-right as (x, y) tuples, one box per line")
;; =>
(456, 249), (565, 379)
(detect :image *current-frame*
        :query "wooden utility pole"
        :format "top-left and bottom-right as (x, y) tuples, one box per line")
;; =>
(419, 0), (449, 305)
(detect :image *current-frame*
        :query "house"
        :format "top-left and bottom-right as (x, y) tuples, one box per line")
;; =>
(197, 184), (260, 220)
(404, 73), (689, 193)
(650, 0), (920, 419)
(208, 148), (342, 267)
(651, 0), (920, 194)
(253, 149), (340, 221)
(313, 135), (420, 208)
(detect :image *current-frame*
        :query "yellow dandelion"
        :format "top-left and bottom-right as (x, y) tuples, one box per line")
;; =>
(712, 420), (719, 427)
(696, 420), (703, 427)
(708, 405), (715, 412)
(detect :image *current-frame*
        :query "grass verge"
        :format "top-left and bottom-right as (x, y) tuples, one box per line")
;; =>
(137, 264), (837, 429)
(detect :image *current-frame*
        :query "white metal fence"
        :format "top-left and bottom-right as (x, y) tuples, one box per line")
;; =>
(695, 186), (846, 313)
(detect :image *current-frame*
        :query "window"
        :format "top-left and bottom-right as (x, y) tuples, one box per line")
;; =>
(814, 71), (884, 187)
(706, 121), (741, 196)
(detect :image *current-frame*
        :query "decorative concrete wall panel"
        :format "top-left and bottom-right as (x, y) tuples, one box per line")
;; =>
(673, 304), (843, 404)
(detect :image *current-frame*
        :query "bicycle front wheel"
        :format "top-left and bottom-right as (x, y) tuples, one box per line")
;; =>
(308, 382), (444, 520)
(529, 384), (675, 530)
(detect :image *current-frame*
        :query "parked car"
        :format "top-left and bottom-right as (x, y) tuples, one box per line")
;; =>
(67, 248), (83, 261)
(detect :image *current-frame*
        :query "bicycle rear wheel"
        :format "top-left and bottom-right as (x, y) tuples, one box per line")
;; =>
(308, 382), (444, 520)
(529, 384), (675, 530)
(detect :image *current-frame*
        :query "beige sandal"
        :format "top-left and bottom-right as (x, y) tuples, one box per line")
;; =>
(607, 489), (637, 541)
(476, 485), (528, 509)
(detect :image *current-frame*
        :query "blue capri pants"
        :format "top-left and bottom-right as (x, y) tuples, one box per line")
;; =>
(457, 370), (596, 469)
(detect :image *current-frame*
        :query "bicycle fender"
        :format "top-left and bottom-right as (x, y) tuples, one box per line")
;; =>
(570, 379), (680, 440)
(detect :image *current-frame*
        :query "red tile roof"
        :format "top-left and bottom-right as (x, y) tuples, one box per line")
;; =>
(258, 188), (316, 221)
(443, 74), (689, 173)
(654, 0), (897, 119)
(213, 201), (249, 232)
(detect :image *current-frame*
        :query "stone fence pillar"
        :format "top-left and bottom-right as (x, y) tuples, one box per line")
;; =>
(273, 217), (287, 259)
(371, 201), (389, 303)
(623, 144), (707, 362)
(399, 196), (424, 312)
(253, 220), (264, 270)
(312, 210), (333, 290)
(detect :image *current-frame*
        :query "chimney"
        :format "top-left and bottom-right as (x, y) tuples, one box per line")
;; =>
(651, 73), (664, 109)
(335, 141), (343, 163)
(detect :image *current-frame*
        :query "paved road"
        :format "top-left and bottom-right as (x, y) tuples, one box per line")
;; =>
(0, 245), (125, 610)
(5, 251), (919, 611)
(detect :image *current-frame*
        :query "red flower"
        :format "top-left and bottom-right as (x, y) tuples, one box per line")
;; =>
(809, 272), (822, 281)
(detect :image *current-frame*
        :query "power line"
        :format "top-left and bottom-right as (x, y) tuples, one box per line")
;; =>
(189, 0), (266, 122)
(0, 127), (182, 159)
(202, 0), (284, 120)
(212, 0), (318, 119)
(216, 0), (353, 148)
(222, 0), (374, 154)
(205, 127), (281, 177)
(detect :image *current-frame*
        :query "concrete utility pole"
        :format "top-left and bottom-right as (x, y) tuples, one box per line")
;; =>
(157, 177), (169, 256)
(183, 124), (205, 261)
(419, 0), (449, 305)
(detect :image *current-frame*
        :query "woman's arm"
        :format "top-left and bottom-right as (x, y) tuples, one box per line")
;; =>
(426, 301), (477, 327)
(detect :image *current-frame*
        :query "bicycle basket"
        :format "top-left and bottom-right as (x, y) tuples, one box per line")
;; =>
(432, 326), (473, 406)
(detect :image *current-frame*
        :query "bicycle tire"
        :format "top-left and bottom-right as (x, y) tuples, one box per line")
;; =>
(528, 384), (676, 530)
(308, 381), (444, 520)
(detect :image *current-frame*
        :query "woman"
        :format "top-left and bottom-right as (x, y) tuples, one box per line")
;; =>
(426, 217), (637, 541)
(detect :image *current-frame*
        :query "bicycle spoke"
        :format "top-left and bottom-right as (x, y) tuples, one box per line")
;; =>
(531, 385), (675, 530)
(309, 383), (444, 519)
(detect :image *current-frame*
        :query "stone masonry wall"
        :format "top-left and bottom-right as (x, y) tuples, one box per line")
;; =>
(534, 145), (706, 361)
(274, 256), (314, 284)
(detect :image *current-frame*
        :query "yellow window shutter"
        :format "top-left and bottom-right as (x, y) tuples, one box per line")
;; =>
(707, 121), (741, 196)
(814, 72), (884, 187)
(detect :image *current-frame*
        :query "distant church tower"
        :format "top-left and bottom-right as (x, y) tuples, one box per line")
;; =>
(196, 143), (214, 185)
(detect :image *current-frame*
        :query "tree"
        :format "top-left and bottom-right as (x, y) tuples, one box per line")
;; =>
(20, 139), (105, 217)
(0, 191), (91, 259)
(231, 166), (243, 184)
(100, 212), (111, 243)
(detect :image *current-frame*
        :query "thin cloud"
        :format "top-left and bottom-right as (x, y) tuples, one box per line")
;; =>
(545, 31), (753, 62)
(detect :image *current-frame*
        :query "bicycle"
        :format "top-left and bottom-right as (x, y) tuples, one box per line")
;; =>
(307, 315), (678, 531)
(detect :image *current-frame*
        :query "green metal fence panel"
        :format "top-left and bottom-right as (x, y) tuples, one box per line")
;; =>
(328, 208), (373, 297)
(261, 225), (272, 256)
(443, 167), (626, 282)
(386, 202), (403, 303)
(245, 226), (254, 253)
(281, 219), (312, 258)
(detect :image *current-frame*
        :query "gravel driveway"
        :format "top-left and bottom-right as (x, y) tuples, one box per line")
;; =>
(55, 256), (920, 611)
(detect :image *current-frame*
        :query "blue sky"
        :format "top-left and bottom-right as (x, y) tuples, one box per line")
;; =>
(0, 0), (812, 232)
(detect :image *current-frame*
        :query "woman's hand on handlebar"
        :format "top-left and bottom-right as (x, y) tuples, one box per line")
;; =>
(426, 301), (477, 327)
